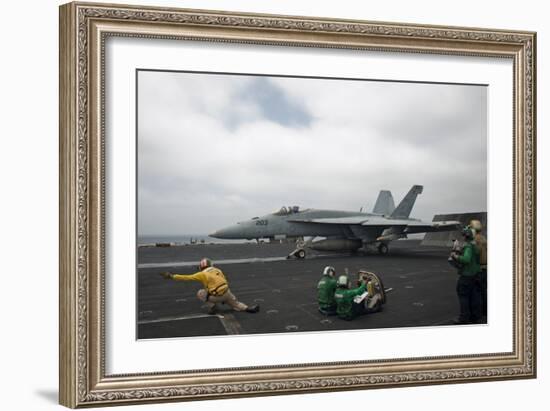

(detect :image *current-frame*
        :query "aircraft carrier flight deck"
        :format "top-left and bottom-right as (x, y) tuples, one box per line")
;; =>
(137, 240), (484, 339)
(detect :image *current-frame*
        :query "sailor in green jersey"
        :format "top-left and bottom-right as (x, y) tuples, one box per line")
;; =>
(334, 275), (367, 320)
(450, 226), (482, 324)
(470, 219), (488, 317)
(317, 266), (337, 315)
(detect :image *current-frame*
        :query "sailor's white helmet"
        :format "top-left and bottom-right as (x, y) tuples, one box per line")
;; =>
(337, 275), (349, 288)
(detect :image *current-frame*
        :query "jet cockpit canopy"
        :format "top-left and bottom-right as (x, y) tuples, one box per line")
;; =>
(272, 205), (300, 216)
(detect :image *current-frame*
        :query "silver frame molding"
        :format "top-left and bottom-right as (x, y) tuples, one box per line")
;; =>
(59, 2), (536, 408)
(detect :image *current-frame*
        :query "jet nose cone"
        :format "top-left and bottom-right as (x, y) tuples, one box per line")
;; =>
(209, 223), (243, 239)
(209, 226), (233, 239)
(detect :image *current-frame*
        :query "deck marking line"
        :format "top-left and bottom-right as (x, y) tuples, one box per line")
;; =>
(218, 313), (243, 335)
(138, 313), (220, 325)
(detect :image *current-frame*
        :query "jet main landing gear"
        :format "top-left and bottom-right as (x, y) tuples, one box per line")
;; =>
(377, 243), (389, 255)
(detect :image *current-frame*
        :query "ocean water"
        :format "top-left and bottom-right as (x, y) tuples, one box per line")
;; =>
(137, 234), (253, 246)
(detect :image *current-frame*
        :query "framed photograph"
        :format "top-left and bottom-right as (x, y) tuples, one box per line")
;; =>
(59, 1), (536, 408)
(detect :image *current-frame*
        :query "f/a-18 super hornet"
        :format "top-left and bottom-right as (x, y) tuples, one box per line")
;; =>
(210, 185), (461, 257)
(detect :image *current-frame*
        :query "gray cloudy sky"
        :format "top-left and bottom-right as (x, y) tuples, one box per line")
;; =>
(137, 71), (487, 236)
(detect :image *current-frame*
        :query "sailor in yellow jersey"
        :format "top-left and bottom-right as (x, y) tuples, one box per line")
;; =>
(160, 258), (260, 315)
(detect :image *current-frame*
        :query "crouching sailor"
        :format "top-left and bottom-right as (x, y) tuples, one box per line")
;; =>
(334, 273), (384, 320)
(334, 275), (368, 320)
(317, 266), (338, 315)
(160, 258), (259, 315)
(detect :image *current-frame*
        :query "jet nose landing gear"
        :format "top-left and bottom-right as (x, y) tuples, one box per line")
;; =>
(287, 247), (306, 259)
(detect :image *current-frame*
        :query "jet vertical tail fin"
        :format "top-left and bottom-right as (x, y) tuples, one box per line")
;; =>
(390, 185), (423, 219)
(372, 190), (395, 215)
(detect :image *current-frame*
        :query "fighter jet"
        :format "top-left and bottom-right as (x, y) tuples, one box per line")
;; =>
(210, 185), (461, 256)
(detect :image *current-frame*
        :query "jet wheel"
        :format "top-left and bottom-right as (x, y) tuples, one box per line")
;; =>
(296, 249), (306, 259)
(378, 243), (389, 255)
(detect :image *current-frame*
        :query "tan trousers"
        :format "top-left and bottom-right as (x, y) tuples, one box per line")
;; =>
(197, 289), (248, 311)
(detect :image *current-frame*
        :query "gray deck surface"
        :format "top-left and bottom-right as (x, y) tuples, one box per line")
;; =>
(137, 240), (483, 339)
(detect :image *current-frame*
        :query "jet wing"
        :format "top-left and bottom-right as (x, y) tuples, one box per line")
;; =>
(288, 216), (370, 225)
(289, 217), (461, 232)
(402, 220), (462, 234)
(288, 216), (416, 226)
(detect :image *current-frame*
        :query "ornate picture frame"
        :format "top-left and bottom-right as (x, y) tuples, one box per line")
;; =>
(59, 2), (536, 408)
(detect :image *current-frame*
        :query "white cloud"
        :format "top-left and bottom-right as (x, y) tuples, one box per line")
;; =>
(137, 71), (487, 235)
